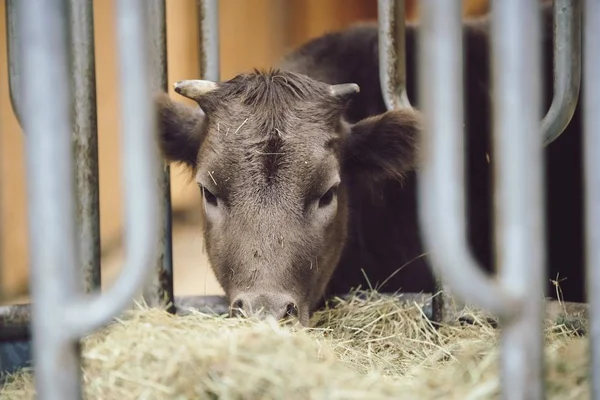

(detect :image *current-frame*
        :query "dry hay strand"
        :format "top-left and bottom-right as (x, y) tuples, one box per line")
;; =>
(0, 289), (588, 400)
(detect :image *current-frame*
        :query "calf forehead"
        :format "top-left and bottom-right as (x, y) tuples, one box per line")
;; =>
(199, 104), (340, 185)
(212, 111), (334, 148)
(193, 69), (347, 202)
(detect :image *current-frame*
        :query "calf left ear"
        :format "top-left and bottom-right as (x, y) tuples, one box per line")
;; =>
(343, 107), (421, 183)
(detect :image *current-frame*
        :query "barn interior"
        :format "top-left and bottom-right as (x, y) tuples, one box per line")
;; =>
(0, 0), (491, 307)
(0, 1), (593, 399)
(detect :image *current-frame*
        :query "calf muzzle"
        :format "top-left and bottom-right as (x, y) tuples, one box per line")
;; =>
(229, 292), (300, 322)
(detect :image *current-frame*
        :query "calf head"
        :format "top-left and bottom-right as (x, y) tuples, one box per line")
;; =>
(155, 70), (421, 325)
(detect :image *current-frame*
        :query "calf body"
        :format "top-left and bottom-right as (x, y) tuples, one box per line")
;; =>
(156, 3), (585, 324)
(279, 4), (584, 305)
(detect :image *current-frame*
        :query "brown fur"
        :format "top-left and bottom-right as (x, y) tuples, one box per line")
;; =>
(154, 1), (586, 323)
(155, 70), (420, 324)
(279, 1), (585, 305)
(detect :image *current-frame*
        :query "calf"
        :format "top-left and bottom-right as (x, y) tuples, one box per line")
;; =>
(155, 2), (585, 325)
(156, 73), (420, 326)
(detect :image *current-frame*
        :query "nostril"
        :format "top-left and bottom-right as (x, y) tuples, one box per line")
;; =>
(230, 298), (245, 318)
(233, 299), (244, 310)
(285, 302), (299, 318)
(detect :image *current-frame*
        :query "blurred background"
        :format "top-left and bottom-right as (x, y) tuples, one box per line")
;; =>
(0, 0), (490, 305)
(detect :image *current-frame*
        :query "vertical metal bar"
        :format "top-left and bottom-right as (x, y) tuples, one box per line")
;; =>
(8, 0), (102, 294)
(143, 0), (175, 313)
(17, 0), (160, 396)
(197, 0), (220, 81)
(63, 0), (161, 337)
(417, 0), (517, 318)
(5, 0), (23, 125)
(377, 0), (453, 323)
(17, 0), (82, 397)
(377, 0), (410, 110)
(542, 0), (582, 145)
(68, 0), (102, 293)
(491, 1), (545, 399)
(377, 0), (449, 322)
(419, 1), (545, 398)
(583, 0), (600, 398)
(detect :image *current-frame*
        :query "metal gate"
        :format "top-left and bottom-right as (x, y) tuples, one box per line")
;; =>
(0, 1), (596, 399)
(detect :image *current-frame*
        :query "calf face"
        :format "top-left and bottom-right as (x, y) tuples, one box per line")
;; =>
(155, 70), (421, 325)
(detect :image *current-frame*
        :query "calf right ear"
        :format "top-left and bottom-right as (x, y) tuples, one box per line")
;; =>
(343, 107), (421, 184)
(154, 92), (207, 170)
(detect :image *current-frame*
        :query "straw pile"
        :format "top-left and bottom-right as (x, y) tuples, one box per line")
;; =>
(0, 289), (588, 399)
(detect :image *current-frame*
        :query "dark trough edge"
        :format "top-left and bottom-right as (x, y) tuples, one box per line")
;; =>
(0, 293), (590, 343)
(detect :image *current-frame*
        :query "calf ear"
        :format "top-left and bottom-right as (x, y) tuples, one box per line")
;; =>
(343, 107), (421, 183)
(154, 92), (207, 169)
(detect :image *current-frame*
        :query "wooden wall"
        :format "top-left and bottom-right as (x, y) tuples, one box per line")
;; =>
(0, 0), (490, 302)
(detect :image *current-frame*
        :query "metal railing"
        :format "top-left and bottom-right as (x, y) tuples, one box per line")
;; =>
(6, 0), (102, 296)
(418, 1), (544, 397)
(3, 0), (221, 397)
(377, 0), (582, 326)
(8, 0), (194, 397)
(0, 0), (593, 399)
(413, 1), (588, 400)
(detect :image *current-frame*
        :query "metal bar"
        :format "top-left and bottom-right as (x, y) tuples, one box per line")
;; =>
(61, 0), (161, 339)
(377, 0), (455, 324)
(5, 0), (22, 125)
(68, 0), (102, 293)
(0, 295), (589, 342)
(7, 0), (102, 294)
(376, 0), (579, 326)
(17, 0), (82, 397)
(542, 0), (582, 145)
(377, 0), (411, 110)
(583, 0), (600, 398)
(142, 0), (175, 313)
(197, 0), (220, 81)
(419, 1), (546, 398)
(491, 1), (546, 399)
(417, 0), (519, 319)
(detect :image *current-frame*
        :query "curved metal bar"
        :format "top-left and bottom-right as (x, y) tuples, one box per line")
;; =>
(69, 0), (102, 293)
(417, 0), (519, 320)
(542, 0), (582, 145)
(7, 0), (102, 295)
(5, 0), (23, 125)
(377, 0), (411, 110)
(17, 0), (83, 397)
(63, 0), (161, 339)
(375, 0), (581, 142)
(197, 0), (220, 81)
(377, 0), (455, 324)
(583, 0), (600, 397)
(419, 1), (546, 398)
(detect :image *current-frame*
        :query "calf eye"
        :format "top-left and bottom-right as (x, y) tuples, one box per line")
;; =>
(201, 186), (218, 207)
(318, 186), (337, 208)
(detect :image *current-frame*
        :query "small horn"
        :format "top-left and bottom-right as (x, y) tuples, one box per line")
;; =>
(329, 83), (360, 97)
(173, 80), (218, 100)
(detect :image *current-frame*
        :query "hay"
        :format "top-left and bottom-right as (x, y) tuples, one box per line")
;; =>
(0, 290), (588, 400)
